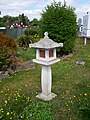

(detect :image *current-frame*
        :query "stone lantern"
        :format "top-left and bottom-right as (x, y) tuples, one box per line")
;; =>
(29, 32), (63, 101)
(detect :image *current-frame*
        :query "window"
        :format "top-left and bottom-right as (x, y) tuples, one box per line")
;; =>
(49, 49), (53, 57)
(40, 50), (45, 58)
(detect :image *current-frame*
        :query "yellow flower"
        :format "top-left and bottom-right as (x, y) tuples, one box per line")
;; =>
(84, 93), (87, 96)
(1, 91), (3, 93)
(5, 101), (7, 104)
(62, 96), (64, 98)
(69, 97), (71, 99)
(7, 112), (10, 115)
(18, 95), (20, 97)
(8, 98), (10, 101)
(2, 111), (4, 113)
(1, 108), (3, 111)
(11, 112), (13, 114)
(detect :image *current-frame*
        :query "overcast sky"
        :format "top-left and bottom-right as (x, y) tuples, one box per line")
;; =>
(0, 0), (90, 21)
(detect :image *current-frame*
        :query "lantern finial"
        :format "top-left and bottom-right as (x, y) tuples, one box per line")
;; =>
(44, 32), (49, 38)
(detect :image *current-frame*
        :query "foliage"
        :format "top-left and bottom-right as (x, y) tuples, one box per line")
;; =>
(0, 18), (4, 27)
(20, 102), (54, 120)
(24, 28), (38, 36)
(0, 14), (30, 28)
(0, 32), (17, 70)
(79, 105), (90, 120)
(40, 1), (77, 55)
(0, 91), (54, 120)
(31, 18), (39, 26)
(16, 35), (32, 48)
(17, 47), (36, 61)
(16, 28), (40, 48)
(0, 38), (90, 120)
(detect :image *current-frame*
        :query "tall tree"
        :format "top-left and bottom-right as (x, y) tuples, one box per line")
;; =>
(40, 1), (77, 55)
(31, 18), (39, 26)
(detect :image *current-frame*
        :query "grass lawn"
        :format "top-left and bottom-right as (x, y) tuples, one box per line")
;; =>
(0, 38), (90, 120)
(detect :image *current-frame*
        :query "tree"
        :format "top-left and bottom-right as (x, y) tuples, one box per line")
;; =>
(21, 13), (26, 25)
(31, 18), (39, 26)
(0, 15), (30, 28)
(40, 1), (77, 55)
(0, 17), (4, 27)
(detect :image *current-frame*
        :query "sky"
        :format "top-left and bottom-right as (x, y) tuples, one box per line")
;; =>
(0, 0), (90, 21)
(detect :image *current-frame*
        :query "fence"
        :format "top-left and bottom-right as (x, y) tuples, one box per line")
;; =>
(0, 28), (26, 39)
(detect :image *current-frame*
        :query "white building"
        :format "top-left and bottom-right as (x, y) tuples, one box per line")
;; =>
(82, 13), (90, 37)
(0, 27), (6, 29)
(82, 13), (90, 44)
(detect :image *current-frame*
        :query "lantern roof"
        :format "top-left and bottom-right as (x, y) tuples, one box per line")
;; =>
(29, 32), (63, 49)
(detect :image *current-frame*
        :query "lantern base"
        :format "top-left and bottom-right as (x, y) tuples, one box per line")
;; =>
(36, 92), (57, 101)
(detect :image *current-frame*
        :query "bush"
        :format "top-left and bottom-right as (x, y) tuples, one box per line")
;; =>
(16, 28), (40, 48)
(24, 28), (38, 36)
(40, 1), (77, 55)
(0, 32), (17, 71)
(16, 35), (32, 48)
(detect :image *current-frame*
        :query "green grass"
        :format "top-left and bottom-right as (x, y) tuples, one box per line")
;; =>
(17, 47), (36, 61)
(0, 38), (90, 120)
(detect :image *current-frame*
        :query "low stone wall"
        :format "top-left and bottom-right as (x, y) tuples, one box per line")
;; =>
(0, 61), (35, 80)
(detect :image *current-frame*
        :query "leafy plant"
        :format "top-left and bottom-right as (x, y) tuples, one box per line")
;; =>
(20, 101), (54, 120)
(0, 32), (17, 71)
(24, 28), (38, 36)
(16, 35), (32, 48)
(40, 1), (77, 55)
(16, 28), (40, 48)
(0, 108), (3, 119)
(79, 105), (90, 120)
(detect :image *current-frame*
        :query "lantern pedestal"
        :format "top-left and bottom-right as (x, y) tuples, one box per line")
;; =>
(36, 92), (57, 101)
(29, 32), (63, 101)
(36, 65), (57, 101)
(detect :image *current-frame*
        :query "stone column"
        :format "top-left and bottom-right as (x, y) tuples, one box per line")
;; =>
(36, 65), (57, 101)
(41, 65), (52, 95)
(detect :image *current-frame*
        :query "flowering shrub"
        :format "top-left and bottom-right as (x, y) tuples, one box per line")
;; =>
(0, 32), (17, 71)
